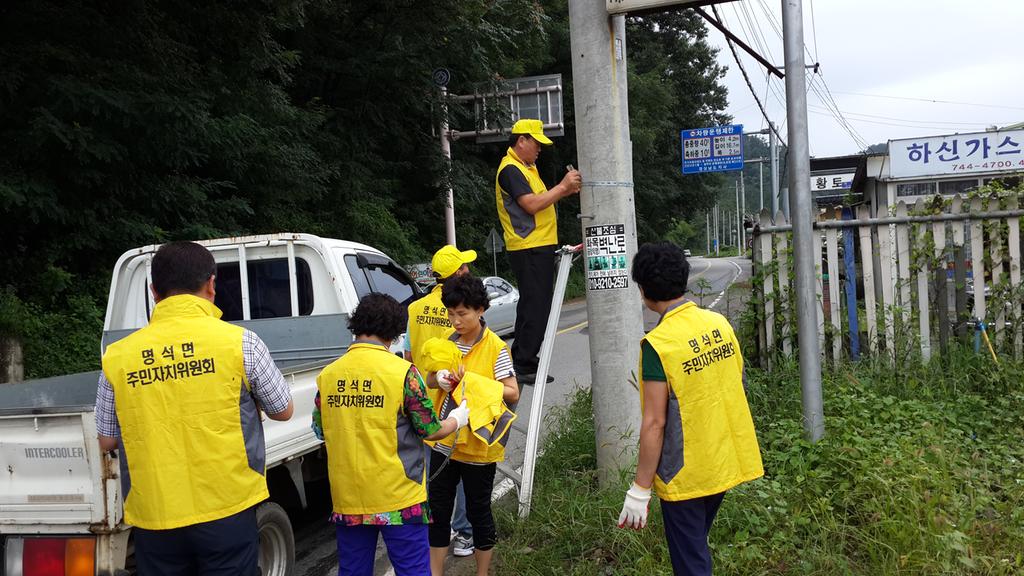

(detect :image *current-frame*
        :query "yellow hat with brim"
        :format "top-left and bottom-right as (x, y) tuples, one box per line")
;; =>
(432, 245), (477, 279)
(511, 119), (553, 145)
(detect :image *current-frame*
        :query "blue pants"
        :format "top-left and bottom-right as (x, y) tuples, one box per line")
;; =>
(661, 492), (726, 576)
(133, 506), (258, 575)
(336, 523), (429, 576)
(428, 450), (472, 537)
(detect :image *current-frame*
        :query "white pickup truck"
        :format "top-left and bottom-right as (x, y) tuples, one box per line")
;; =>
(0, 233), (425, 576)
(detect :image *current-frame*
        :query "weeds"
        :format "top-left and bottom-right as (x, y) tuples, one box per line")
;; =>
(496, 354), (1024, 575)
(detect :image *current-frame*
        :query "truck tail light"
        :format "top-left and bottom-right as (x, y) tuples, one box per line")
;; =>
(4, 537), (95, 576)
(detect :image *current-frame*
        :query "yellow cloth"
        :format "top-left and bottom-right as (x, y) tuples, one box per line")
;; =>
(495, 148), (557, 250)
(316, 343), (428, 515)
(102, 295), (267, 530)
(456, 372), (517, 448)
(433, 328), (516, 463)
(640, 301), (764, 502)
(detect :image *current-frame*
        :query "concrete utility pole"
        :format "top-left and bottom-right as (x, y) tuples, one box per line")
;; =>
(741, 173), (747, 252)
(770, 121), (780, 216)
(714, 203), (720, 255)
(569, 2), (643, 484)
(439, 87), (457, 245)
(781, 0), (824, 442)
(706, 211), (711, 255)
(759, 159), (764, 211)
(733, 182), (739, 254)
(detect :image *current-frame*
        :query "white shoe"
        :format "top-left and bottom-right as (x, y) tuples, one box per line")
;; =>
(452, 533), (474, 557)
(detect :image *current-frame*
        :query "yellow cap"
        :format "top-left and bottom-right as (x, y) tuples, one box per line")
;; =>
(432, 245), (477, 279)
(511, 119), (553, 145)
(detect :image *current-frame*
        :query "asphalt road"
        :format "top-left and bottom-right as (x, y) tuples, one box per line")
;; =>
(293, 256), (750, 576)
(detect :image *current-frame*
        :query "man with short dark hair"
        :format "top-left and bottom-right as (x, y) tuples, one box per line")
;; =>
(96, 241), (294, 574)
(495, 118), (581, 384)
(617, 242), (763, 576)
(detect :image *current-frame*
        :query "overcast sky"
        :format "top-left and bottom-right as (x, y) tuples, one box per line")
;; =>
(701, 0), (1024, 157)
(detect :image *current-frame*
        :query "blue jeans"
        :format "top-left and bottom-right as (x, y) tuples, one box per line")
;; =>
(335, 523), (429, 576)
(428, 451), (472, 537)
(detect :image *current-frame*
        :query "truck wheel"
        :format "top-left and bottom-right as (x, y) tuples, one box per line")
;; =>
(256, 501), (295, 576)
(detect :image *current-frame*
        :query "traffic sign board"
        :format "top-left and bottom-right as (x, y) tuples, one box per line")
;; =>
(485, 228), (504, 254)
(681, 124), (744, 175)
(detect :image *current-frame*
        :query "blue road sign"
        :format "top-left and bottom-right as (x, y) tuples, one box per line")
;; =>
(681, 124), (744, 175)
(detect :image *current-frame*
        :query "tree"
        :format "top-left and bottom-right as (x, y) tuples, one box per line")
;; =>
(625, 12), (731, 243)
(0, 0), (731, 377)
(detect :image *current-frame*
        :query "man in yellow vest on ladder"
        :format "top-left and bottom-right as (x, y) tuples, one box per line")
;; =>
(494, 118), (581, 385)
(96, 241), (295, 574)
(617, 242), (764, 576)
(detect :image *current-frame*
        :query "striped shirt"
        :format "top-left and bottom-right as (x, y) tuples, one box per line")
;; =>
(95, 330), (291, 437)
(432, 326), (515, 460)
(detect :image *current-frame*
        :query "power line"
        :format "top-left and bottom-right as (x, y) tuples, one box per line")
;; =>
(808, 75), (869, 150)
(711, 4), (787, 147)
(719, 4), (787, 132)
(828, 90), (1024, 112)
(731, 2), (787, 118)
(807, 104), (1012, 127)
(807, 76), (867, 150)
(806, 109), (1000, 132)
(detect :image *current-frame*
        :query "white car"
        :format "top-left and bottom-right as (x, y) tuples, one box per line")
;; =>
(482, 276), (519, 337)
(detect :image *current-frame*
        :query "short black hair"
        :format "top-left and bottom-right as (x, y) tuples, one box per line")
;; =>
(151, 241), (217, 299)
(441, 274), (490, 312)
(348, 293), (406, 341)
(509, 133), (532, 147)
(631, 242), (690, 302)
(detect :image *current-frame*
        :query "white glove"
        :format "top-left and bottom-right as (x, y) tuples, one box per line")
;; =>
(447, 400), (469, 430)
(617, 482), (652, 529)
(436, 369), (454, 391)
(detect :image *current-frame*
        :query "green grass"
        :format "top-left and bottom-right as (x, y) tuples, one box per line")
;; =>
(495, 352), (1024, 575)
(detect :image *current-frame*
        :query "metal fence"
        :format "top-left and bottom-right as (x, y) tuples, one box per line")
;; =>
(750, 192), (1024, 368)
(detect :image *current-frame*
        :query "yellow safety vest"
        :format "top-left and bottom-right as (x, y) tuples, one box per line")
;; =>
(317, 342), (428, 514)
(495, 148), (558, 251)
(640, 301), (764, 502)
(101, 295), (268, 530)
(406, 285), (451, 410)
(435, 328), (515, 464)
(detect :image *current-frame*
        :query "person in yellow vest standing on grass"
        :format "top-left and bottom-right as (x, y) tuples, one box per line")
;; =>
(495, 118), (581, 385)
(426, 274), (519, 576)
(617, 242), (764, 576)
(404, 244), (478, 557)
(313, 293), (469, 576)
(96, 241), (295, 574)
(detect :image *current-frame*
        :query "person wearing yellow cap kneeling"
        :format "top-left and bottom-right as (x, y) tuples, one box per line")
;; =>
(495, 118), (581, 385)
